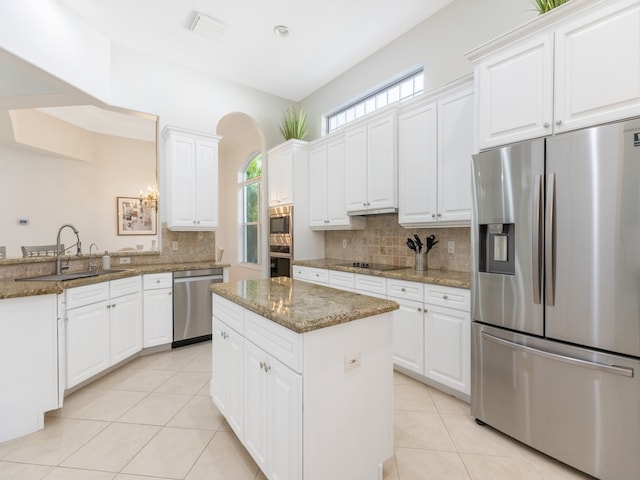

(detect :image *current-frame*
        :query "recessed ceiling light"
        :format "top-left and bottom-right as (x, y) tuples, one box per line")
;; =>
(273, 25), (289, 37)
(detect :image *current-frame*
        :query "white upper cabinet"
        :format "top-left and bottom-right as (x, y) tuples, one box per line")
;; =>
(472, 33), (553, 149)
(345, 110), (398, 215)
(268, 142), (295, 207)
(468, 0), (640, 149)
(554, 0), (640, 132)
(398, 79), (474, 227)
(308, 134), (366, 230)
(162, 126), (221, 230)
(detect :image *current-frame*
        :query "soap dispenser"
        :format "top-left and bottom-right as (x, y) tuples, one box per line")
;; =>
(102, 251), (111, 270)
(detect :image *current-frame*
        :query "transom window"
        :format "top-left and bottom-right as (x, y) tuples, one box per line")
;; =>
(238, 152), (262, 264)
(326, 67), (424, 134)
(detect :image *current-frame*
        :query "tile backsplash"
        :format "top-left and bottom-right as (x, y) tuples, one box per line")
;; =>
(0, 223), (216, 280)
(324, 214), (470, 272)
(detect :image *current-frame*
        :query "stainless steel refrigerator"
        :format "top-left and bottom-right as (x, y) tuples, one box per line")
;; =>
(471, 118), (640, 480)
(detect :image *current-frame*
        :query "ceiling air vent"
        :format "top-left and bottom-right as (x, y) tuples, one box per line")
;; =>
(189, 12), (227, 42)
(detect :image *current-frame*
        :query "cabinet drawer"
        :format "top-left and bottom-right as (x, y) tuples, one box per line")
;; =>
(245, 310), (301, 373)
(110, 276), (142, 298)
(292, 265), (309, 281)
(425, 285), (470, 312)
(387, 279), (424, 302)
(66, 282), (109, 310)
(213, 294), (244, 334)
(143, 273), (172, 290)
(328, 270), (354, 291)
(307, 267), (328, 285)
(354, 274), (387, 297)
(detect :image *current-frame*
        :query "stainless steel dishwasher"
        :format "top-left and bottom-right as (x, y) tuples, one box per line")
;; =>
(173, 268), (223, 347)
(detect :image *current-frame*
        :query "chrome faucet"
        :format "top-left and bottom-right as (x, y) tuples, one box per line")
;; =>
(56, 224), (81, 275)
(88, 242), (99, 272)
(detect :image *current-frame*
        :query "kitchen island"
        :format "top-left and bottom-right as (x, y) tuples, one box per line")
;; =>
(210, 277), (399, 480)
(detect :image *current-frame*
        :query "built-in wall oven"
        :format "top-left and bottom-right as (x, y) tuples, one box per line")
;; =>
(269, 205), (292, 277)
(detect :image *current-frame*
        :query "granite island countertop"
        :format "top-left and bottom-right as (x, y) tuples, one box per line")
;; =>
(210, 276), (399, 334)
(0, 261), (230, 300)
(293, 258), (471, 289)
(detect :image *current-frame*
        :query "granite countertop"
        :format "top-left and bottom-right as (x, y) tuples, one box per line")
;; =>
(0, 262), (230, 300)
(211, 277), (399, 334)
(293, 258), (471, 289)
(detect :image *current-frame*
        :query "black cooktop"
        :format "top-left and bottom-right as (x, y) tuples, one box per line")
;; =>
(337, 262), (407, 271)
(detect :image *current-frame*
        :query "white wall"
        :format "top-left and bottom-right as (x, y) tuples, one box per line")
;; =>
(301, 0), (536, 138)
(0, 0), (111, 102)
(217, 114), (267, 282)
(0, 133), (155, 258)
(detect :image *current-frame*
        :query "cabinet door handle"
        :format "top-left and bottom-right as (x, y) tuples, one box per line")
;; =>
(401, 287), (406, 292)
(168, 292), (172, 296)
(431, 214), (436, 218)
(417, 307), (422, 312)
(106, 304), (111, 309)
(544, 121), (550, 128)
(112, 303), (116, 308)
(442, 295), (448, 300)
(556, 119), (562, 126)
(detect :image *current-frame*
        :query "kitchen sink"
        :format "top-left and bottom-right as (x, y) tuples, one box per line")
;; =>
(15, 269), (131, 282)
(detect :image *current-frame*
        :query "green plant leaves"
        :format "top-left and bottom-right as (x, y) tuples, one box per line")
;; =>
(279, 106), (307, 140)
(531, 0), (570, 14)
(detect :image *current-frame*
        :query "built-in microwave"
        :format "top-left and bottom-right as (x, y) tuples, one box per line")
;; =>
(269, 205), (292, 244)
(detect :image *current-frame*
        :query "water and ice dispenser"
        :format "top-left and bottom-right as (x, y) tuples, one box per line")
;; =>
(478, 223), (515, 275)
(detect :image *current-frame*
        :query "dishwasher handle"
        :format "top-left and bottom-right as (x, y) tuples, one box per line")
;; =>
(173, 275), (223, 284)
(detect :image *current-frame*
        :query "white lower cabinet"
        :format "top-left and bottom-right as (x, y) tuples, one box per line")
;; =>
(212, 316), (244, 438)
(424, 304), (470, 395)
(66, 300), (110, 387)
(386, 278), (470, 397)
(424, 285), (470, 396)
(65, 277), (142, 389)
(143, 273), (173, 348)
(243, 340), (302, 480)
(390, 298), (425, 375)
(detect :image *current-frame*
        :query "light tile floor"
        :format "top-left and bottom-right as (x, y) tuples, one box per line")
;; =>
(0, 341), (593, 480)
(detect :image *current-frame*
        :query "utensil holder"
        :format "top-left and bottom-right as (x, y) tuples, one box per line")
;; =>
(415, 253), (427, 271)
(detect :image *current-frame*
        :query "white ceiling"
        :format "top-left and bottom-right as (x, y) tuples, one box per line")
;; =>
(58, 0), (454, 101)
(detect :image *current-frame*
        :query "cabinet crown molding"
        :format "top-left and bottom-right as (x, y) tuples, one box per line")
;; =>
(161, 124), (222, 142)
(465, 0), (626, 62)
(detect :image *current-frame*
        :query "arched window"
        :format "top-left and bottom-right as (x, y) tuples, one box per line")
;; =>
(238, 152), (262, 264)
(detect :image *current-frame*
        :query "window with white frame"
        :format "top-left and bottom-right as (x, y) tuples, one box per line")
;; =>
(238, 152), (262, 264)
(326, 67), (424, 134)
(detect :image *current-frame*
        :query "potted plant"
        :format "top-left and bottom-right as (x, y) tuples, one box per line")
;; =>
(532, 0), (570, 14)
(279, 106), (307, 141)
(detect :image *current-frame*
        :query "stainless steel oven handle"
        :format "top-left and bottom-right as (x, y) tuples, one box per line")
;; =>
(532, 174), (542, 304)
(481, 331), (634, 378)
(545, 172), (556, 306)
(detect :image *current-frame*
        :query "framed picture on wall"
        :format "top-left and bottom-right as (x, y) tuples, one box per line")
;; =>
(117, 196), (157, 235)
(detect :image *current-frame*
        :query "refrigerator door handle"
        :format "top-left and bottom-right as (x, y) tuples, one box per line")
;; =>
(481, 332), (634, 378)
(532, 174), (543, 304)
(545, 172), (556, 306)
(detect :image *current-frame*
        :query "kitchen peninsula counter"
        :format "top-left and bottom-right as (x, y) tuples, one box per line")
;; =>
(0, 261), (229, 299)
(293, 258), (471, 289)
(210, 276), (398, 333)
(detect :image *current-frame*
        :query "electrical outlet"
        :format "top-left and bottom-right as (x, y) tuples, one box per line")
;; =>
(448, 241), (455, 254)
(342, 239), (347, 249)
(172, 241), (179, 251)
(344, 353), (361, 371)
(119, 257), (131, 264)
